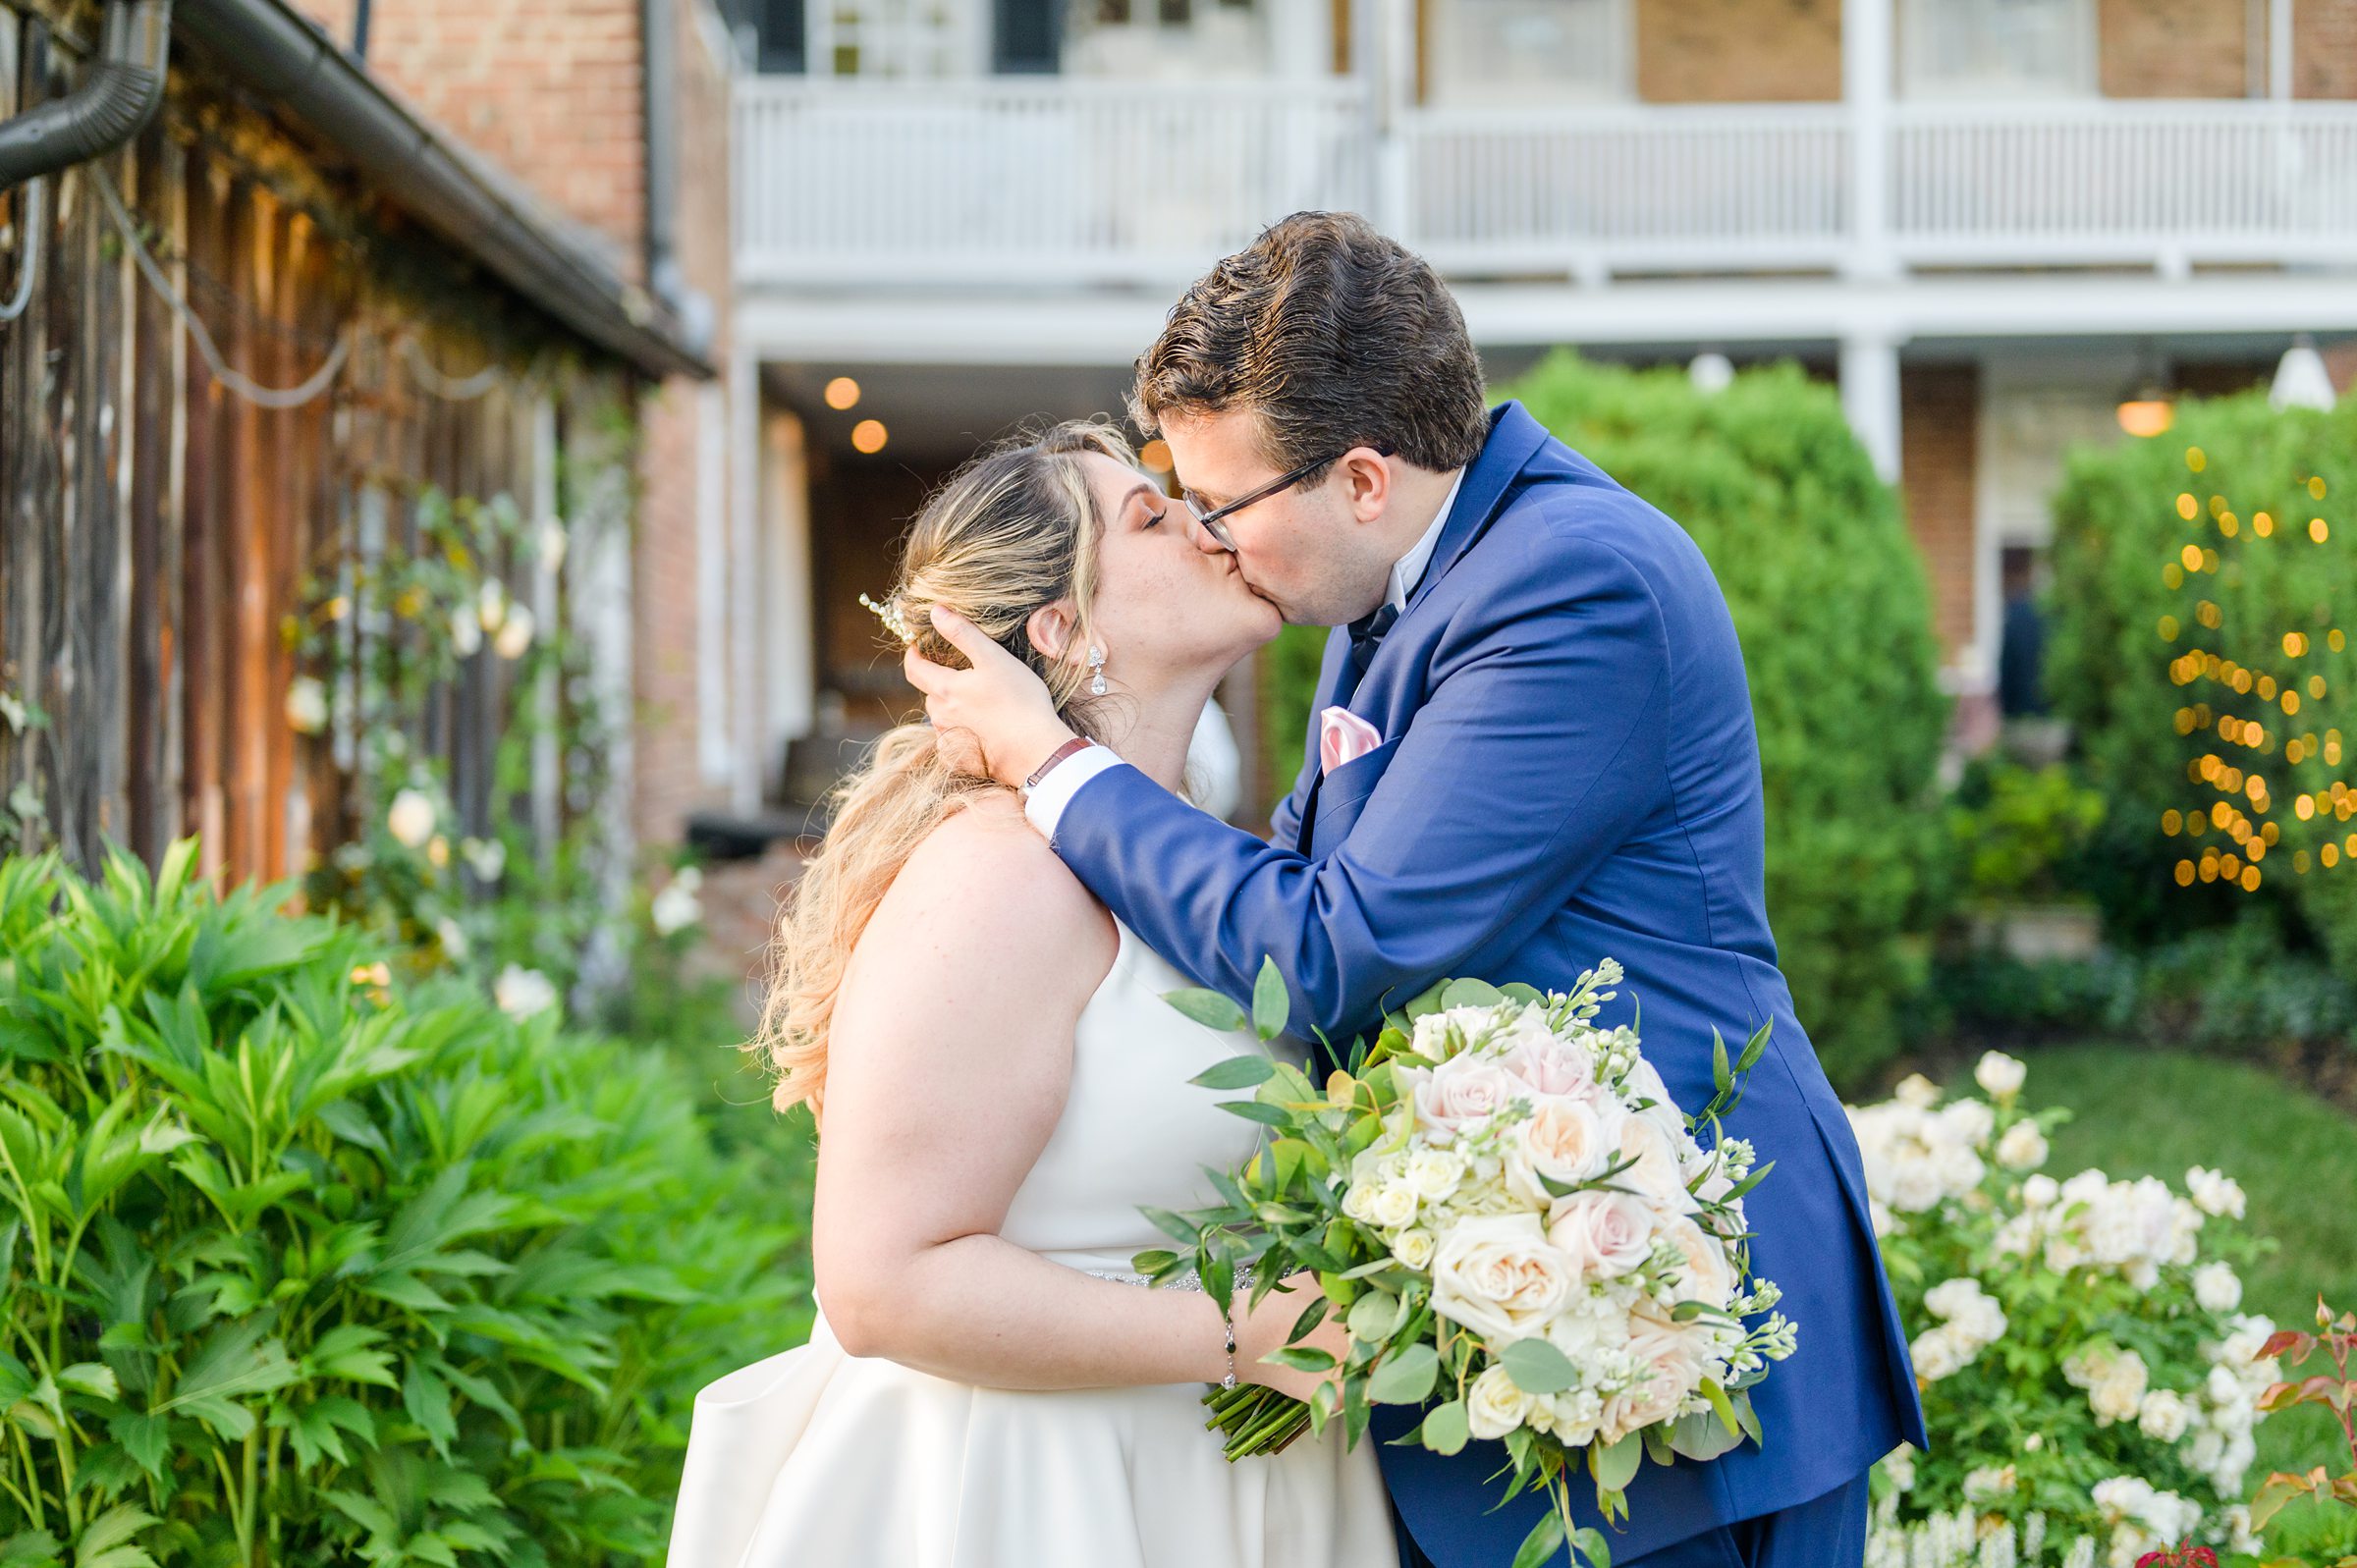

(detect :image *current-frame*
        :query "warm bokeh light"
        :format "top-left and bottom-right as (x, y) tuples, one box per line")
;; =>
(1139, 439), (1173, 472)
(2119, 400), (2174, 437)
(2311, 517), (2330, 543)
(851, 419), (888, 454)
(825, 377), (861, 410)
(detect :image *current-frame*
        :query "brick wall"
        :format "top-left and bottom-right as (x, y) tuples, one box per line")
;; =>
(1900, 364), (1980, 669)
(1635, 0), (1839, 102)
(295, 0), (647, 269)
(2297, 0), (2357, 98)
(2099, 0), (2248, 97)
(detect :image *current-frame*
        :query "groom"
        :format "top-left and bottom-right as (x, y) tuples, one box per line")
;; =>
(905, 212), (1925, 1568)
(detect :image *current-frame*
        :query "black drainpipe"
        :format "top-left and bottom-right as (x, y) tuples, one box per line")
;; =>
(0, 0), (175, 191)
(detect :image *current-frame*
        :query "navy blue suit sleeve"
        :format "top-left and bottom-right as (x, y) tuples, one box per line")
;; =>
(1050, 536), (1670, 1043)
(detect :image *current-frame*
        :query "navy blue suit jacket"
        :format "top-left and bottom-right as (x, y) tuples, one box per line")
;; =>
(1049, 402), (1927, 1563)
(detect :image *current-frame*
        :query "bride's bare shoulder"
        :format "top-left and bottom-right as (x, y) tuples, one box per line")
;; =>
(856, 792), (1114, 1000)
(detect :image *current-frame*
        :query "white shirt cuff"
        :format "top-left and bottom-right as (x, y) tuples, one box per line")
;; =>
(1021, 744), (1128, 841)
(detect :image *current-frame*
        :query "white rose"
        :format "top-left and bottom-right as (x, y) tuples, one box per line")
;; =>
(1503, 1096), (1622, 1204)
(1404, 1054), (1521, 1141)
(2137, 1388), (2191, 1442)
(1963, 1463), (2017, 1501)
(1392, 1228), (1437, 1271)
(1342, 1181), (1380, 1224)
(286, 676), (328, 734)
(2186, 1165), (2247, 1219)
(493, 604), (535, 660)
(650, 878), (702, 935)
(387, 788), (437, 848)
(2195, 1262), (2243, 1314)
(1403, 1147), (1467, 1204)
(1429, 1214), (1577, 1344)
(493, 963), (558, 1019)
(1370, 1182), (1420, 1231)
(1996, 1121), (2049, 1171)
(1908, 1325), (1967, 1382)
(451, 609), (483, 657)
(1465, 1364), (1538, 1439)
(1974, 1051), (2027, 1100)
(1546, 1190), (1660, 1282)
(2022, 1173), (2060, 1209)
(1880, 1446), (1917, 1492)
(1893, 1073), (1941, 1109)
(477, 578), (510, 631)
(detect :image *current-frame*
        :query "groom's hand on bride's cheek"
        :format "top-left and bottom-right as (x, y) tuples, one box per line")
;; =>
(904, 607), (1077, 790)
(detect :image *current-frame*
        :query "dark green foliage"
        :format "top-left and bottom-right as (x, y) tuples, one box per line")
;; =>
(0, 842), (810, 1566)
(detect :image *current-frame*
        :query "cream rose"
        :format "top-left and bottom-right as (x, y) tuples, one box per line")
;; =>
(1500, 1027), (1598, 1101)
(1615, 1113), (1694, 1212)
(1601, 1312), (1704, 1440)
(1370, 1182), (1420, 1231)
(1430, 1214), (1577, 1344)
(1661, 1214), (1737, 1312)
(1547, 1190), (1660, 1282)
(1503, 1096), (1623, 1204)
(1403, 1054), (1521, 1142)
(1465, 1364), (1538, 1439)
(1974, 1050), (2028, 1100)
(1996, 1121), (2049, 1171)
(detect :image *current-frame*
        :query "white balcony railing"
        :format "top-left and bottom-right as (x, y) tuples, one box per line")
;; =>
(734, 80), (2357, 288)
(734, 77), (1373, 285)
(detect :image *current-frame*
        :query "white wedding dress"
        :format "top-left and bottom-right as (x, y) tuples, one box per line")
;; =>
(663, 917), (1399, 1568)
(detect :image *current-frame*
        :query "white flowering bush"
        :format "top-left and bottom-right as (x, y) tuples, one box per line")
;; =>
(1853, 1054), (2275, 1567)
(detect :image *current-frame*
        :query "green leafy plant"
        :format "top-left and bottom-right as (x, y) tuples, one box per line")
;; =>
(1504, 353), (1950, 1088)
(2248, 1300), (2357, 1568)
(1946, 758), (2109, 908)
(0, 842), (808, 1566)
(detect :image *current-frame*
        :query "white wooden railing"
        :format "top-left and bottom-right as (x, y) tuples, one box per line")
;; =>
(734, 79), (2357, 287)
(734, 77), (1373, 285)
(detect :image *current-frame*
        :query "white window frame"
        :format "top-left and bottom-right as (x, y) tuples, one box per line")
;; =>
(1900, 0), (2097, 101)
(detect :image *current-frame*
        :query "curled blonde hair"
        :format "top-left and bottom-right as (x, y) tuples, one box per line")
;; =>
(752, 421), (1139, 1125)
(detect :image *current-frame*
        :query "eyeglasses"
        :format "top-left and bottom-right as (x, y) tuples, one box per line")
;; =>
(1180, 442), (1394, 552)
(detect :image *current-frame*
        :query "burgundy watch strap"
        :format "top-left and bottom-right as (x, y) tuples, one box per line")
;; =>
(1021, 736), (1096, 792)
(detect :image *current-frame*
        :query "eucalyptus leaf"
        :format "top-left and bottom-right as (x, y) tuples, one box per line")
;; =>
(1252, 957), (1289, 1042)
(1419, 1398), (1470, 1455)
(1188, 1054), (1278, 1091)
(1367, 1342), (1439, 1405)
(1497, 1336), (1577, 1396)
(1164, 988), (1250, 1034)
(1509, 1509), (1566, 1568)
(1440, 977), (1507, 1010)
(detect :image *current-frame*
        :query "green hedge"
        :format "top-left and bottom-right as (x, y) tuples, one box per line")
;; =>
(2046, 389), (2357, 961)
(1505, 354), (1950, 1086)
(0, 843), (809, 1566)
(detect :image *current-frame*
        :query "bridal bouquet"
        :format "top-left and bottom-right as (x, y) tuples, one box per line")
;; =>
(1143, 960), (1796, 1568)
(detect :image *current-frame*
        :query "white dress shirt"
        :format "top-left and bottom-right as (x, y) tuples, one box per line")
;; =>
(1022, 469), (1466, 841)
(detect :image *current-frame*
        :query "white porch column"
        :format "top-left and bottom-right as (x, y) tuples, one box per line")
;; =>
(1373, 0), (1414, 237)
(727, 345), (764, 815)
(1842, 0), (1895, 281)
(1841, 332), (1903, 484)
(763, 408), (817, 795)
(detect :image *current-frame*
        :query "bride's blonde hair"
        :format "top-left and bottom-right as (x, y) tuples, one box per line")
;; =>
(752, 420), (1138, 1125)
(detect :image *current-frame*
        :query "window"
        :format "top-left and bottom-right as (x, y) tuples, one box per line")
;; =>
(1902, 0), (2095, 99)
(1427, 0), (1628, 107)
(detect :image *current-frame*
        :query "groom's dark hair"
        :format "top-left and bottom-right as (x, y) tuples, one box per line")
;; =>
(1129, 212), (1490, 481)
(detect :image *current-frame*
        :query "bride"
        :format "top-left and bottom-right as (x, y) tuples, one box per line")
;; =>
(664, 422), (1400, 1568)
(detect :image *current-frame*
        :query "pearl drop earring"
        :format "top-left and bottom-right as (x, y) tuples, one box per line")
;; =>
(1087, 645), (1108, 697)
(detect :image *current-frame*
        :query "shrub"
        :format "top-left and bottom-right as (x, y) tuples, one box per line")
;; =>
(1853, 1054), (2277, 1564)
(2045, 390), (2357, 957)
(0, 843), (809, 1566)
(1505, 353), (1951, 1087)
(1946, 757), (2109, 908)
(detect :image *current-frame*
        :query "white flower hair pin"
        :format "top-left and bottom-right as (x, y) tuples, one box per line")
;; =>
(858, 591), (914, 645)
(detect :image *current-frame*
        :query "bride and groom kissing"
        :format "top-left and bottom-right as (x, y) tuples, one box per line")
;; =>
(664, 211), (1926, 1568)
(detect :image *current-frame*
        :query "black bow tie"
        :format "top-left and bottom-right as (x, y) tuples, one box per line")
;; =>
(1346, 602), (1399, 680)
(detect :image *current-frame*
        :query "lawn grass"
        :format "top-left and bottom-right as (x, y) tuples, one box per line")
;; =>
(2023, 1045), (2357, 1560)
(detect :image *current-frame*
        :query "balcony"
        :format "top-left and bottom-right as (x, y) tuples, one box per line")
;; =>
(735, 78), (2357, 291)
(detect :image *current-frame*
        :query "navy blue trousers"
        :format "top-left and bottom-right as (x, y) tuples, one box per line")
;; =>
(1389, 1469), (1871, 1568)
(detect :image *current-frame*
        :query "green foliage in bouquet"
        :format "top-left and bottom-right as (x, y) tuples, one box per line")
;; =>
(1504, 353), (1950, 1089)
(2045, 389), (2357, 957)
(1147, 959), (1793, 1568)
(1855, 1054), (2276, 1565)
(0, 843), (809, 1567)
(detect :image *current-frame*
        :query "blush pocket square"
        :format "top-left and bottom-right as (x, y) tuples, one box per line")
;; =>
(1319, 707), (1383, 777)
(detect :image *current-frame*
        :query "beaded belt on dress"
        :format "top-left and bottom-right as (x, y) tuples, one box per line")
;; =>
(1081, 1264), (1258, 1292)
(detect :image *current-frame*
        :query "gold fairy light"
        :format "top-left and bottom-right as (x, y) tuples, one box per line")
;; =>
(2177, 492), (2201, 518)
(2255, 512), (2275, 537)
(2175, 859), (2197, 886)
(2160, 615), (2181, 641)
(2243, 866), (2262, 892)
(2310, 475), (2328, 500)
(2327, 843), (2343, 869)
(2187, 449), (2207, 472)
